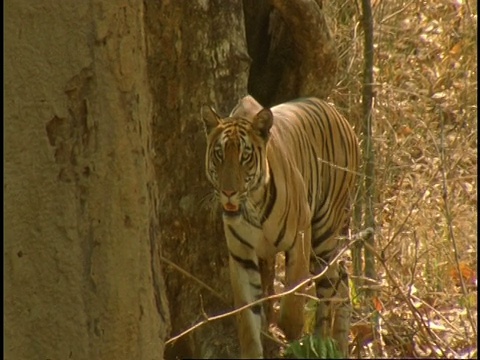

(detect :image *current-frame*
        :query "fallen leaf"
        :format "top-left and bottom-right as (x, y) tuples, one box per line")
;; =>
(432, 92), (447, 101)
(450, 262), (477, 286)
(397, 125), (413, 137)
(350, 323), (374, 346)
(373, 296), (383, 312)
(449, 42), (462, 56)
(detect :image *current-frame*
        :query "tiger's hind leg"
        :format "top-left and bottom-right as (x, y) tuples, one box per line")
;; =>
(311, 248), (351, 357)
(278, 228), (311, 341)
(332, 260), (351, 356)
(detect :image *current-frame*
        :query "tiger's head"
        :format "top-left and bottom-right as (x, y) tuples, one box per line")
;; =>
(201, 99), (273, 218)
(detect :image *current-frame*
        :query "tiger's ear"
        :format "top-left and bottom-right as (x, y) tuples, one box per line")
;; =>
(201, 105), (221, 135)
(252, 108), (273, 139)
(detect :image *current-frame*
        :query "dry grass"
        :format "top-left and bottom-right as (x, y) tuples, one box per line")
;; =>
(323, 0), (477, 358)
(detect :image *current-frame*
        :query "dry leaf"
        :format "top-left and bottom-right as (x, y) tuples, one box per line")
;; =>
(432, 92), (447, 101)
(373, 296), (383, 312)
(449, 42), (462, 56)
(350, 323), (374, 346)
(397, 125), (413, 137)
(450, 262), (477, 286)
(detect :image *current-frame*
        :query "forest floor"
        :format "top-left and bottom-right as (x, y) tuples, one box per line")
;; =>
(270, 0), (477, 358)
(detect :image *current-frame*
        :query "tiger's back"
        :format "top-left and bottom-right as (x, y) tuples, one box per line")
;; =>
(268, 98), (360, 251)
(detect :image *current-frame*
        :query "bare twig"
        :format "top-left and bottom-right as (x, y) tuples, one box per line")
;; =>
(381, 167), (440, 253)
(165, 237), (361, 345)
(438, 109), (478, 338)
(363, 241), (449, 357)
(379, 0), (415, 24)
(160, 255), (227, 304)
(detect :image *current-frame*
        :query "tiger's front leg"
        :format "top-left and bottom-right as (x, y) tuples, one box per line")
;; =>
(228, 251), (264, 358)
(225, 223), (266, 358)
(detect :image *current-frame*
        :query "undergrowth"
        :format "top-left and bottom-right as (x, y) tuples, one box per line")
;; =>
(284, 335), (343, 359)
(322, 0), (477, 358)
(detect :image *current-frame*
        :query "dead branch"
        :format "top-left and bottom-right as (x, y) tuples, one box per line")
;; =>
(165, 235), (363, 345)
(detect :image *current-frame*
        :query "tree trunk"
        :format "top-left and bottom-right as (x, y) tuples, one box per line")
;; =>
(144, 1), (250, 358)
(5, 1), (169, 359)
(361, 0), (376, 288)
(245, 0), (338, 106)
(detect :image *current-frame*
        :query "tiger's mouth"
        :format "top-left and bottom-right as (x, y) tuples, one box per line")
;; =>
(223, 202), (241, 217)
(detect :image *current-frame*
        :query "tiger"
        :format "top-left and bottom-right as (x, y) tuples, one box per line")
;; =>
(201, 95), (360, 358)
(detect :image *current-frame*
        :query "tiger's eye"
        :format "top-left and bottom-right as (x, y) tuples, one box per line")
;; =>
(241, 150), (252, 162)
(214, 146), (223, 161)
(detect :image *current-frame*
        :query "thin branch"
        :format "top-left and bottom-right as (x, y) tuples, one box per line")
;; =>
(160, 255), (228, 304)
(317, 157), (365, 178)
(363, 241), (449, 357)
(165, 236), (364, 345)
(438, 109), (477, 338)
(381, 167), (440, 253)
(379, 0), (415, 24)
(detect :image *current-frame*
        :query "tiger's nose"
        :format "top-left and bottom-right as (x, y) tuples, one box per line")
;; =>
(222, 190), (237, 198)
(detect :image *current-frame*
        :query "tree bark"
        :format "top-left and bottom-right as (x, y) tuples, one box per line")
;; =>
(5, 1), (168, 359)
(244, 0), (338, 106)
(144, 1), (250, 358)
(361, 0), (376, 286)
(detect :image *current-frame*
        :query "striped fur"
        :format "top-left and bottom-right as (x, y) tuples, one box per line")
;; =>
(201, 95), (360, 358)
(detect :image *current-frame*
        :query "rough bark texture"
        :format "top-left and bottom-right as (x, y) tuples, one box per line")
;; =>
(5, 1), (169, 359)
(244, 0), (338, 107)
(144, 1), (250, 358)
(361, 0), (376, 286)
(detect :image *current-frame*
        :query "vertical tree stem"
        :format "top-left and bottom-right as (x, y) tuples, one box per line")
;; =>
(361, 0), (376, 286)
